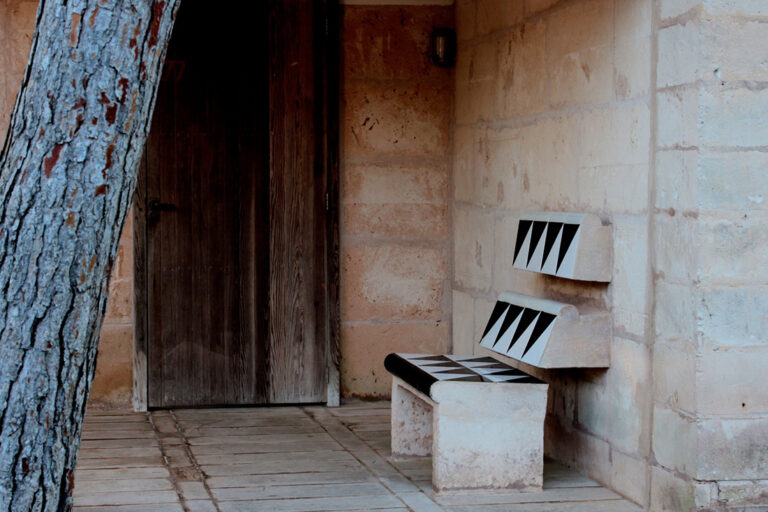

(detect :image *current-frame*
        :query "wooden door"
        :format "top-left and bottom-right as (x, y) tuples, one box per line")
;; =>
(141, 0), (333, 408)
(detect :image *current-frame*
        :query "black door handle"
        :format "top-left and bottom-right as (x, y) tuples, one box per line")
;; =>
(148, 199), (177, 221)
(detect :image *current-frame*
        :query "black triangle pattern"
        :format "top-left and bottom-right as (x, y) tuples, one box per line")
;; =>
(385, 353), (545, 394)
(527, 221), (547, 265)
(541, 222), (563, 267)
(556, 224), (579, 272)
(522, 312), (556, 357)
(492, 304), (523, 348)
(507, 308), (540, 352)
(482, 301), (509, 339)
(513, 220), (532, 263)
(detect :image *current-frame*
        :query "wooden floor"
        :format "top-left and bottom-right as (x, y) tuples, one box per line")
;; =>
(74, 402), (641, 512)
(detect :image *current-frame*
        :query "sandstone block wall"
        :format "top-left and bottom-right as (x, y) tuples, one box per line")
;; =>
(340, 4), (454, 396)
(651, 0), (768, 509)
(452, 0), (655, 506)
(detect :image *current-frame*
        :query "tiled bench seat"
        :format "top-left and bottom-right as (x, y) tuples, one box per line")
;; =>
(384, 353), (548, 492)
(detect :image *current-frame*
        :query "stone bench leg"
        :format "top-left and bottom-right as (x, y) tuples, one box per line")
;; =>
(391, 376), (433, 457)
(430, 381), (548, 492)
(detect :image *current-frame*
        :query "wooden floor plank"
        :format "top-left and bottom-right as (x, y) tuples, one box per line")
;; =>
(74, 490), (180, 507)
(211, 482), (391, 501)
(73, 478), (173, 495)
(217, 494), (405, 512)
(200, 458), (361, 476)
(74, 505), (184, 512)
(206, 471), (377, 489)
(445, 500), (642, 511)
(76, 467), (171, 481)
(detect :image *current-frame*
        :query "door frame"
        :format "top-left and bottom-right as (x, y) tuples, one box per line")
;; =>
(132, 0), (340, 410)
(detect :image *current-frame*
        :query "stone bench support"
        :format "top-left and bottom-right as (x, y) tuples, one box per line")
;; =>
(391, 376), (548, 492)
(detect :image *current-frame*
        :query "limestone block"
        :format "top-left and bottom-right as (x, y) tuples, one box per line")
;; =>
(496, 21), (547, 117)
(578, 337), (648, 454)
(615, 36), (651, 100)
(475, 0), (524, 35)
(703, 0), (767, 15)
(657, 23), (700, 88)
(697, 416), (768, 480)
(717, 480), (768, 507)
(454, 40), (497, 123)
(696, 346), (768, 414)
(653, 340), (696, 412)
(652, 407), (697, 475)
(700, 16), (768, 82)
(342, 5), (453, 82)
(612, 215), (649, 337)
(548, 0), (613, 57)
(342, 244), (446, 321)
(455, 0), (476, 42)
(474, 126), (522, 208)
(697, 285), (768, 348)
(343, 162), (447, 241)
(582, 103), (650, 168)
(579, 165), (648, 214)
(660, 0), (700, 20)
(656, 86), (699, 149)
(479, 292), (611, 368)
(341, 322), (448, 396)
(699, 151), (768, 213)
(343, 81), (451, 160)
(697, 214), (768, 286)
(430, 381), (547, 491)
(391, 378), (433, 457)
(90, 325), (133, 406)
(654, 214), (696, 284)
(512, 213), (612, 282)
(525, 0), (559, 15)
(700, 86), (768, 148)
(451, 290), (474, 355)
(518, 116), (580, 210)
(611, 451), (648, 507)
(654, 281), (696, 342)
(453, 126), (474, 203)
(655, 150), (698, 212)
(105, 279), (133, 322)
(616, 0), (652, 39)
(549, 45), (613, 108)
(650, 466), (695, 512)
(453, 207), (493, 291)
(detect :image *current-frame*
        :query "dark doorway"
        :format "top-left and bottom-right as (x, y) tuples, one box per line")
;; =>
(133, 0), (339, 408)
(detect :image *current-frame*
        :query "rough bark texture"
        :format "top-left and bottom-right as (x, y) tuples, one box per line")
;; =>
(0, 1), (179, 510)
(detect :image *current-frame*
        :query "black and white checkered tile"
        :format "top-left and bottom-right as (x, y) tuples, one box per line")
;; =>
(479, 293), (563, 367)
(385, 353), (542, 397)
(513, 212), (587, 279)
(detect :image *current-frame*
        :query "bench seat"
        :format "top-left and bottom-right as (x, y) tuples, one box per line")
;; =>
(385, 353), (548, 492)
(384, 353), (543, 397)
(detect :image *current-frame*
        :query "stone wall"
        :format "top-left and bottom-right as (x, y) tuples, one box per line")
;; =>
(0, 0), (134, 408)
(651, 0), (768, 509)
(339, 4), (454, 396)
(451, 0), (655, 506)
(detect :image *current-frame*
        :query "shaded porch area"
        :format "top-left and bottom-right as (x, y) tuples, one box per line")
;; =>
(74, 403), (640, 512)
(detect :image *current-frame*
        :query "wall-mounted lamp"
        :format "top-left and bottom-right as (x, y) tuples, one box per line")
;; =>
(430, 27), (456, 68)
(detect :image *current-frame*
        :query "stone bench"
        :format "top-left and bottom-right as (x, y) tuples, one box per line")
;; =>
(384, 353), (548, 492)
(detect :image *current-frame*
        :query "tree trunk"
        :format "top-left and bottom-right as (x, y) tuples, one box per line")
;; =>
(0, 1), (180, 510)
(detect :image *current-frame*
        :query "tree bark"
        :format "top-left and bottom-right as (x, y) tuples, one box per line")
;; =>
(0, 1), (180, 510)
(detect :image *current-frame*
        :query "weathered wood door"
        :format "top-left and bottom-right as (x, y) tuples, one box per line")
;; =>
(140, 0), (333, 408)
